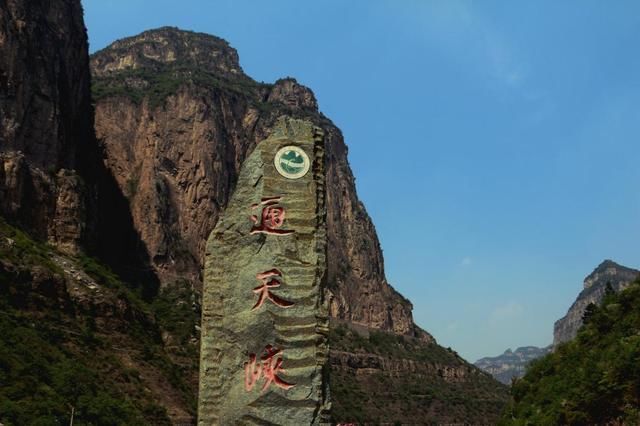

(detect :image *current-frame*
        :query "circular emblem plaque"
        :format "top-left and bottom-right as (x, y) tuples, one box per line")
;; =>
(274, 146), (310, 179)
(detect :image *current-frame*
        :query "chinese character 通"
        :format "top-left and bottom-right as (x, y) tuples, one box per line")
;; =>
(250, 196), (295, 235)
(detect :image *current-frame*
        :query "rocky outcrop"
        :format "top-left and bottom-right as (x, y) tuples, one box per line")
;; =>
(329, 323), (509, 424)
(332, 350), (475, 383)
(91, 27), (427, 338)
(0, 0), (93, 253)
(553, 260), (639, 347)
(474, 346), (552, 384)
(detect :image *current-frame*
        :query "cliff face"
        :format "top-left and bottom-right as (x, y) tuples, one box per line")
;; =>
(90, 27), (425, 338)
(0, 0), (93, 253)
(553, 260), (639, 347)
(474, 346), (552, 385)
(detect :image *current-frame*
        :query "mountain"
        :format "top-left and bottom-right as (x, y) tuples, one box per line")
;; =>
(474, 346), (551, 385)
(502, 277), (640, 424)
(0, 5), (508, 423)
(90, 26), (509, 424)
(554, 260), (640, 347)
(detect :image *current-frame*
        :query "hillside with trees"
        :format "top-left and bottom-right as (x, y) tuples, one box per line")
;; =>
(502, 278), (640, 424)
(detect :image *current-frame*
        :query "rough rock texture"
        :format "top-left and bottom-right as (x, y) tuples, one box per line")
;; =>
(0, 0), (93, 253)
(199, 118), (329, 424)
(553, 260), (640, 347)
(474, 346), (552, 385)
(91, 27), (428, 339)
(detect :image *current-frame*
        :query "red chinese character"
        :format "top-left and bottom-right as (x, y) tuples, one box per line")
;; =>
(244, 353), (262, 392)
(244, 345), (295, 392)
(250, 196), (295, 235)
(252, 269), (294, 311)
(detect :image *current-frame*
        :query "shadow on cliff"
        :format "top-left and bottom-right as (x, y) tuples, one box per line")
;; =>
(80, 111), (161, 301)
(94, 158), (160, 301)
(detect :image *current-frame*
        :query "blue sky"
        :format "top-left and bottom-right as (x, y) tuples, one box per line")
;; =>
(83, 0), (640, 362)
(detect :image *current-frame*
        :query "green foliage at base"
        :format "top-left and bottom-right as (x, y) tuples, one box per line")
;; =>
(0, 217), (61, 274)
(151, 280), (199, 348)
(331, 324), (461, 364)
(501, 279), (640, 425)
(0, 310), (169, 426)
(0, 218), (194, 425)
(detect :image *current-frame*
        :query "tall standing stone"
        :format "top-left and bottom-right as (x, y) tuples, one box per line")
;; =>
(198, 117), (330, 425)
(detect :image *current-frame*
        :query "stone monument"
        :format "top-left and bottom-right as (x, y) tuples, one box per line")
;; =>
(198, 117), (330, 425)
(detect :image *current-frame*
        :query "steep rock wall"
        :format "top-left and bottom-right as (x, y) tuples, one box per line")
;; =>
(0, 0), (93, 252)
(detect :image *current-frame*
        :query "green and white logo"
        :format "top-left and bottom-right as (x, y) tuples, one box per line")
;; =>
(274, 146), (310, 179)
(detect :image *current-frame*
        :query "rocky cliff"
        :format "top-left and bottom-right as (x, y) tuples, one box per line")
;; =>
(474, 346), (551, 385)
(553, 260), (639, 347)
(0, 0), (93, 253)
(90, 27), (425, 339)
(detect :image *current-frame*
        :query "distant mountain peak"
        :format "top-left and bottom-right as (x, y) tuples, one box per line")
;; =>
(584, 259), (639, 290)
(474, 345), (552, 385)
(554, 260), (639, 347)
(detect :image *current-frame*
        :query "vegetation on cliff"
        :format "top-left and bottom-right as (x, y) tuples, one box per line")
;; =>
(91, 65), (267, 109)
(0, 218), (196, 425)
(501, 278), (640, 424)
(330, 323), (509, 425)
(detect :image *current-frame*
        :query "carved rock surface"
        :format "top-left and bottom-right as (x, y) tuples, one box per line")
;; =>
(553, 260), (640, 347)
(0, 0), (93, 252)
(91, 27), (428, 339)
(198, 117), (329, 425)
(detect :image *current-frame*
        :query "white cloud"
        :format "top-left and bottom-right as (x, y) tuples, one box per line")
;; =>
(489, 301), (524, 326)
(383, 0), (529, 91)
(460, 256), (472, 267)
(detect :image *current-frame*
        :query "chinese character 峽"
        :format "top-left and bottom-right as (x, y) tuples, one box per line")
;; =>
(244, 345), (295, 392)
